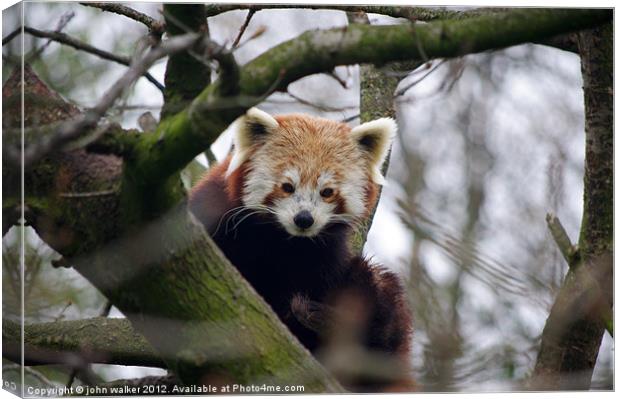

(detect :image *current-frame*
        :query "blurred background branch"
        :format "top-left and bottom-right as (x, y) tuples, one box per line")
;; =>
(1, 26), (165, 91)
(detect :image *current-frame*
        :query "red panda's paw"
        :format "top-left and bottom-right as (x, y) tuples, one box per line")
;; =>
(290, 293), (334, 334)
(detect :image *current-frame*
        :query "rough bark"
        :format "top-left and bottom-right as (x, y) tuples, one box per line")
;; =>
(3, 318), (164, 368)
(66, 206), (344, 391)
(345, 11), (407, 254)
(530, 22), (612, 390)
(204, 5), (577, 53)
(160, 4), (211, 119)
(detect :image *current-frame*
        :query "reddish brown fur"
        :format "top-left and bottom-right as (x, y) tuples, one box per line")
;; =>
(188, 113), (414, 392)
(255, 114), (379, 216)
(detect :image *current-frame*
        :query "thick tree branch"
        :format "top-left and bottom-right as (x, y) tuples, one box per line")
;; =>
(2, 317), (165, 368)
(203, 4), (505, 20)
(204, 5), (575, 53)
(128, 8), (610, 188)
(65, 205), (345, 391)
(160, 4), (211, 119)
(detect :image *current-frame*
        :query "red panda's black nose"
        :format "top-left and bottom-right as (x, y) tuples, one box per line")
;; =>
(294, 210), (314, 229)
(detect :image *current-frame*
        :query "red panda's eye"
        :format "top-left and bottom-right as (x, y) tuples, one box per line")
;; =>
(282, 182), (295, 193)
(320, 188), (334, 198)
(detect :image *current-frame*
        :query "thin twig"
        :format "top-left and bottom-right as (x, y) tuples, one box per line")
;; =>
(326, 69), (349, 89)
(341, 114), (360, 123)
(395, 59), (447, 96)
(29, 11), (75, 60)
(158, 6), (237, 90)
(5, 32), (203, 168)
(234, 25), (267, 50)
(232, 9), (256, 48)
(80, 2), (164, 35)
(20, 26), (163, 91)
(546, 213), (579, 267)
(54, 301), (73, 321)
(287, 91), (356, 112)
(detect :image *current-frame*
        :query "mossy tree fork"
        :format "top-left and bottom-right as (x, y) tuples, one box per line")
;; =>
(1, 4), (612, 392)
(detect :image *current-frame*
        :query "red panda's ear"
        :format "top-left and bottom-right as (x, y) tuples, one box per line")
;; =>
(226, 108), (278, 177)
(350, 118), (396, 185)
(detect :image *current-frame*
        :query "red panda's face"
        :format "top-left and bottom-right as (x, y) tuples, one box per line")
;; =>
(226, 109), (396, 238)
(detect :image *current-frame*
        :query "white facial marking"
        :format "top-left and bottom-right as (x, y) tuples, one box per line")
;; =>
(242, 154), (277, 207)
(339, 168), (366, 218)
(282, 169), (301, 187)
(317, 171), (334, 189)
(274, 183), (336, 237)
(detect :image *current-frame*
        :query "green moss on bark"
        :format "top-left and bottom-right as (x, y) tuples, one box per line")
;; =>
(135, 8), (612, 188)
(160, 4), (211, 119)
(75, 207), (342, 390)
(3, 318), (164, 368)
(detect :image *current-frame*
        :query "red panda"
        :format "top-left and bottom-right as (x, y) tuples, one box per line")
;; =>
(188, 108), (413, 391)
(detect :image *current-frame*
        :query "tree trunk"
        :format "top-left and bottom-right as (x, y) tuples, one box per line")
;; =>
(530, 22), (612, 390)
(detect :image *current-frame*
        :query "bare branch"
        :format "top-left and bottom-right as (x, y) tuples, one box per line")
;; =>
(29, 11), (75, 60)
(80, 2), (165, 36)
(4, 32), (203, 168)
(325, 69), (349, 89)
(232, 9), (256, 48)
(395, 60), (446, 96)
(286, 91), (356, 112)
(21, 26), (164, 91)
(2, 26), (21, 45)
(545, 213), (579, 266)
